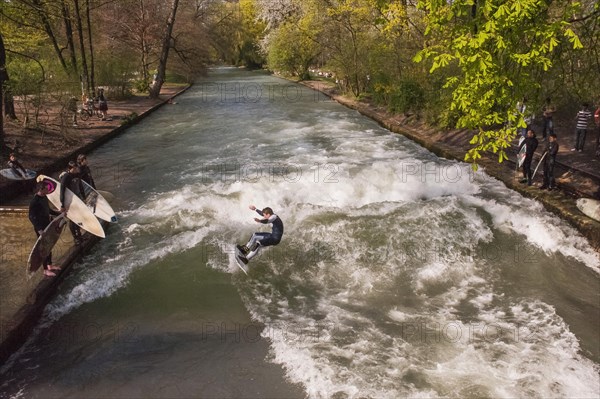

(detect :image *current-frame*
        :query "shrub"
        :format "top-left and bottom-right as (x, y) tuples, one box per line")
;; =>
(389, 80), (425, 116)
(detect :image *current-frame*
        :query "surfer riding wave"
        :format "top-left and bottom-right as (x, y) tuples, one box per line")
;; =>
(237, 205), (283, 265)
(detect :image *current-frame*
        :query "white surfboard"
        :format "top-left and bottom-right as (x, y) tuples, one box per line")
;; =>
(38, 175), (105, 238)
(0, 168), (36, 180)
(531, 152), (547, 181)
(576, 198), (600, 223)
(97, 190), (115, 203)
(81, 181), (117, 223)
(517, 143), (527, 167)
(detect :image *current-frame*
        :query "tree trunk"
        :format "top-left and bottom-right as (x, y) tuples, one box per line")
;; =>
(61, 0), (79, 74)
(31, 0), (69, 73)
(149, 0), (180, 99)
(4, 90), (16, 121)
(73, 0), (90, 96)
(86, 0), (96, 95)
(139, 0), (150, 88)
(0, 33), (6, 141)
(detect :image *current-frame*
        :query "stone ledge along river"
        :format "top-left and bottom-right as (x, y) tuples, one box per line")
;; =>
(1, 67), (598, 398)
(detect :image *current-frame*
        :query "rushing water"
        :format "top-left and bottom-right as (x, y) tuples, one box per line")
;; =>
(1, 68), (599, 398)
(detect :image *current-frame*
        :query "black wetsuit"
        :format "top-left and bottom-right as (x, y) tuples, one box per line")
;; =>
(8, 159), (27, 178)
(520, 136), (538, 185)
(60, 171), (85, 239)
(60, 172), (84, 205)
(255, 209), (284, 246)
(29, 194), (54, 232)
(542, 141), (559, 189)
(28, 194), (59, 268)
(78, 164), (96, 189)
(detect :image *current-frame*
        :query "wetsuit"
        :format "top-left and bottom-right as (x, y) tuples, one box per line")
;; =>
(251, 209), (284, 247)
(8, 159), (27, 178)
(60, 171), (85, 240)
(542, 140), (559, 189)
(242, 210), (284, 262)
(520, 136), (538, 185)
(28, 194), (59, 269)
(78, 164), (96, 189)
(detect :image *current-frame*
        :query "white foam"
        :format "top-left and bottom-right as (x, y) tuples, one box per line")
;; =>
(24, 83), (600, 399)
(230, 158), (600, 397)
(464, 193), (600, 273)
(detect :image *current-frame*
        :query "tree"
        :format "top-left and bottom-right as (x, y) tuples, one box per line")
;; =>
(85, 0), (96, 94)
(414, 0), (588, 167)
(0, 32), (7, 141)
(266, 18), (321, 79)
(149, 0), (180, 98)
(73, 0), (91, 95)
(236, 0), (267, 68)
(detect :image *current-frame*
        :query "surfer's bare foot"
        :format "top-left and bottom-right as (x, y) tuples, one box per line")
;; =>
(44, 270), (56, 277)
(48, 265), (62, 271)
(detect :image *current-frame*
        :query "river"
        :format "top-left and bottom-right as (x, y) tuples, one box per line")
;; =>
(1, 68), (598, 398)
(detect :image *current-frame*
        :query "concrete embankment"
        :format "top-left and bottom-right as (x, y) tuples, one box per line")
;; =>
(0, 230), (104, 365)
(0, 86), (190, 366)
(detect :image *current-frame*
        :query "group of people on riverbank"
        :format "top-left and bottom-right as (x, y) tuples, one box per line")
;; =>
(27, 154), (96, 277)
(68, 88), (110, 127)
(517, 99), (600, 191)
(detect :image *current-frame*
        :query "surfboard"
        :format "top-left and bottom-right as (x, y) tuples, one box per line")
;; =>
(38, 174), (106, 238)
(81, 181), (117, 223)
(514, 137), (525, 175)
(97, 190), (115, 203)
(0, 168), (36, 180)
(26, 214), (67, 277)
(576, 198), (600, 223)
(531, 152), (547, 181)
(234, 246), (249, 275)
(517, 143), (527, 167)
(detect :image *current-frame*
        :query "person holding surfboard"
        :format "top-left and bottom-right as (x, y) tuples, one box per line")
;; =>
(519, 129), (538, 186)
(236, 205), (284, 265)
(540, 133), (559, 190)
(77, 154), (96, 189)
(60, 161), (85, 245)
(29, 180), (62, 277)
(7, 153), (27, 179)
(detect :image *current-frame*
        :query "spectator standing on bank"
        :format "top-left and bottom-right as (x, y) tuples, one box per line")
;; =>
(572, 102), (592, 152)
(541, 133), (559, 190)
(97, 88), (108, 120)
(77, 154), (96, 189)
(541, 97), (556, 140)
(67, 96), (78, 127)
